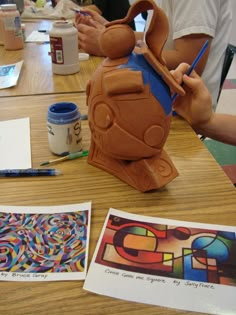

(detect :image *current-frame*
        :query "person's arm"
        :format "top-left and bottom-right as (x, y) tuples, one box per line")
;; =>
(163, 34), (212, 73)
(144, 0), (218, 73)
(92, 0), (106, 16)
(84, 5), (102, 15)
(135, 33), (211, 74)
(141, 20), (211, 73)
(172, 63), (236, 146)
(196, 113), (236, 146)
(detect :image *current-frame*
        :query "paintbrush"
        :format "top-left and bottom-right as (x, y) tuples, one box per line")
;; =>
(40, 150), (88, 166)
(171, 40), (209, 102)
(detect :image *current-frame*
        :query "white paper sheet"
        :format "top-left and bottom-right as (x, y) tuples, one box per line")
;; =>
(0, 201), (91, 281)
(84, 208), (236, 315)
(0, 117), (31, 170)
(25, 31), (49, 43)
(0, 61), (24, 89)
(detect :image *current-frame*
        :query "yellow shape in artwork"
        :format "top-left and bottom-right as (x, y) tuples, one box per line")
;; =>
(163, 253), (173, 266)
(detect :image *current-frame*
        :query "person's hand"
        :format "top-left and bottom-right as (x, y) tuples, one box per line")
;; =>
(74, 8), (107, 56)
(171, 63), (213, 128)
(75, 8), (108, 27)
(76, 19), (105, 56)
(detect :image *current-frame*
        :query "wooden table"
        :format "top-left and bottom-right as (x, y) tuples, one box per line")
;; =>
(0, 93), (235, 315)
(0, 20), (103, 97)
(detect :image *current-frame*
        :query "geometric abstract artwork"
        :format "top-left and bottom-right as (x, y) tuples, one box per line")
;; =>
(95, 214), (236, 287)
(84, 208), (236, 315)
(0, 202), (91, 281)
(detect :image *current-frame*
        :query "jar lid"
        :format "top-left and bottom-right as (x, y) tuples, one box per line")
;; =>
(1, 4), (17, 10)
(79, 53), (90, 61)
(48, 102), (81, 124)
(52, 20), (73, 28)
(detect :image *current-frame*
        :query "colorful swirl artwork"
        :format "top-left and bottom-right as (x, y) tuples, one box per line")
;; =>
(0, 211), (88, 273)
(95, 215), (236, 287)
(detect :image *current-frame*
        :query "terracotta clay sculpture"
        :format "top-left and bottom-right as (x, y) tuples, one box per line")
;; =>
(86, 0), (184, 192)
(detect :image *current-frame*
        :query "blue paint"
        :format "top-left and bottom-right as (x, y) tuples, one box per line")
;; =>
(192, 236), (229, 264)
(48, 102), (81, 125)
(119, 53), (172, 115)
(184, 250), (208, 282)
(218, 231), (236, 240)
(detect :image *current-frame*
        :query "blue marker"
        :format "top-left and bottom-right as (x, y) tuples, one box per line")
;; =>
(0, 169), (61, 177)
(172, 40), (209, 103)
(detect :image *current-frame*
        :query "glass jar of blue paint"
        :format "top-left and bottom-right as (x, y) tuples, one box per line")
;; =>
(47, 102), (82, 155)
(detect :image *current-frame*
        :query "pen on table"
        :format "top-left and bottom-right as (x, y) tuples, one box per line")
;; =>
(171, 40), (209, 103)
(40, 150), (89, 166)
(0, 169), (61, 177)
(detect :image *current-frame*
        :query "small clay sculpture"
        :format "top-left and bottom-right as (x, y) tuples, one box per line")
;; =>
(86, 0), (184, 192)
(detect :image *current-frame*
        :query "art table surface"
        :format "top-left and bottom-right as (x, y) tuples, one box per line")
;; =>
(0, 20), (103, 97)
(0, 93), (235, 315)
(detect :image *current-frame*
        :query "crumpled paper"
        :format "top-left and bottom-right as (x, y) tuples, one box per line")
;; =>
(21, 0), (81, 20)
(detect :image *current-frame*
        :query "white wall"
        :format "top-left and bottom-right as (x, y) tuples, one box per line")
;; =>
(229, 0), (236, 45)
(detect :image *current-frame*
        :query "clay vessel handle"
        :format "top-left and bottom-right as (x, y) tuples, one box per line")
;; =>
(105, 0), (168, 65)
